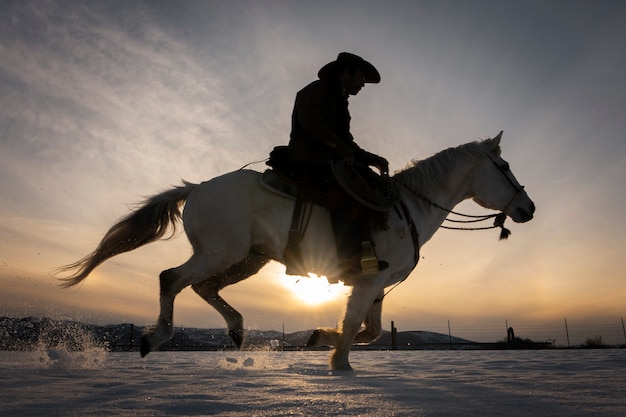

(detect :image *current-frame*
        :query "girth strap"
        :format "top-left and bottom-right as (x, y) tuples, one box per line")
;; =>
(379, 201), (421, 301)
(397, 200), (420, 267)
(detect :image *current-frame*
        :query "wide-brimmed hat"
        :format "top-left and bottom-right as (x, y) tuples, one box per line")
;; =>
(318, 52), (380, 83)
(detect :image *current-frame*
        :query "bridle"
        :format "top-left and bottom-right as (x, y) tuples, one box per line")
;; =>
(383, 150), (525, 301)
(410, 152), (525, 240)
(485, 153), (526, 214)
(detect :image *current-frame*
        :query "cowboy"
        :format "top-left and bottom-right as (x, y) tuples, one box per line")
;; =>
(288, 52), (388, 177)
(287, 52), (389, 274)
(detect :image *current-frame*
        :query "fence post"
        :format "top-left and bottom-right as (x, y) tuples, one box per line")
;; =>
(391, 321), (398, 350)
(129, 323), (134, 352)
(448, 320), (453, 349)
(564, 318), (570, 347)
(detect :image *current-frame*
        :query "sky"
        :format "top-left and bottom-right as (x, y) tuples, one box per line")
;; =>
(1, 0), (625, 336)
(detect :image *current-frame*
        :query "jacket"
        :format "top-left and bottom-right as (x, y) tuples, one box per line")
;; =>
(288, 79), (372, 165)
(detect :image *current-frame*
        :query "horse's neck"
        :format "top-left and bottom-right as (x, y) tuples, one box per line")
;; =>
(404, 157), (475, 244)
(432, 158), (475, 209)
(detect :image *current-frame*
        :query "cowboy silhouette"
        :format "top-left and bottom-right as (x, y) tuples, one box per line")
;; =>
(287, 52), (389, 274)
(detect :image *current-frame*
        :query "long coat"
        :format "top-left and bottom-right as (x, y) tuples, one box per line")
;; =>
(288, 79), (375, 165)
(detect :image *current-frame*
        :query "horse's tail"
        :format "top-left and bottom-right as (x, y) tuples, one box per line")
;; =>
(56, 181), (198, 288)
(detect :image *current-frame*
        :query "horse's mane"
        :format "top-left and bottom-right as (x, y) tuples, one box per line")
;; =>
(393, 139), (499, 193)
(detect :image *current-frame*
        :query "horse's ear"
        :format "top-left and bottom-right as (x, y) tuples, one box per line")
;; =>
(486, 131), (503, 151)
(492, 131), (503, 146)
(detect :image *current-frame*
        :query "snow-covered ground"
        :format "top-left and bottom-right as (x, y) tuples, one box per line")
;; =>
(1, 348), (624, 416)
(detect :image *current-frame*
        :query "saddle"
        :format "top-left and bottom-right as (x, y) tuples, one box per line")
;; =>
(266, 146), (398, 211)
(264, 146), (399, 277)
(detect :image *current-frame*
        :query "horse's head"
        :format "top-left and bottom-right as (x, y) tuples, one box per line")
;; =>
(471, 132), (535, 223)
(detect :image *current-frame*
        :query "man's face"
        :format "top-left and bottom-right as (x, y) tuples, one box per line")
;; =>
(341, 68), (366, 96)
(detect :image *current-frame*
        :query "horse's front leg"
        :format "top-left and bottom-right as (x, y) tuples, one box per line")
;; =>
(307, 290), (384, 348)
(330, 281), (384, 371)
(306, 327), (339, 347)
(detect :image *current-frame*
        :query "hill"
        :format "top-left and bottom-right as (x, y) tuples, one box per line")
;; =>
(1, 316), (477, 351)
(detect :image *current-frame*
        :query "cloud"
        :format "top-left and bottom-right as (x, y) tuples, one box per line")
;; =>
(0, 1), (250, 224)
(1, 1), (625, 330)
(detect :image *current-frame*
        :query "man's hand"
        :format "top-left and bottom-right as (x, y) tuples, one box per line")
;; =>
(371, 155), (389, 176)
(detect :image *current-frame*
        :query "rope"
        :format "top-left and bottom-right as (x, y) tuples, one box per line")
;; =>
(382, 195), (511, 302)
(412, 191), (511, 240)
(238, 158), (269, 171)
(443, 217), (497, 224)
(381, 279), (406, 300)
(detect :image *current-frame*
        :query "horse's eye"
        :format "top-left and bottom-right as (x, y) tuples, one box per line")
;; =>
(501, 162), (510, 171)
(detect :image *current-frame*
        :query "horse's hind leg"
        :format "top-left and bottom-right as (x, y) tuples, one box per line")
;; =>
(141, 257), (215, 357)
(192, 252), (269, 348)
(140, 265), (191, 357)
(140, 253), (223, 357)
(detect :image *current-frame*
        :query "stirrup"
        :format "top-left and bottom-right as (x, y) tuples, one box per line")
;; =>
(360, 241), (387, 275)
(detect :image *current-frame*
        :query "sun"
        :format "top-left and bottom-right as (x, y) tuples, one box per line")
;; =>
(281, 273), (346, 305)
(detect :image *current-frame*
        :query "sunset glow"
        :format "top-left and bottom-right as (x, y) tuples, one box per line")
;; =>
(0, 1), (624, 332)
(281, 274), (346, 306)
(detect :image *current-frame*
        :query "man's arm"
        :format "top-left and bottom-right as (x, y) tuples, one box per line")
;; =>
(295, 84), (354, 158)
(351, 142), (389, 175)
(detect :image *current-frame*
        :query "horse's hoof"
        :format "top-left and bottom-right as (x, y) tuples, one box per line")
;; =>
(330, 361), (354, 371)
(229, 329), (244, 349)
(306, 329), (322, 347)
(140, 335), (152, 357)
(330, 351), (354, 371)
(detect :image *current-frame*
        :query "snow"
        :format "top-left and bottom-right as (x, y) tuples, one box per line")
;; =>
(1, 348), (624, 416)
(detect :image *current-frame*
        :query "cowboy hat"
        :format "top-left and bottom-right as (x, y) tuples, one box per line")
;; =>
(318, 52), (381, 83)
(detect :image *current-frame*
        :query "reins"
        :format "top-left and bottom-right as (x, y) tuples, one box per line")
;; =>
(381, 173), (513, 301)
(397, 148), (523, 241)
(238, 158), (268, 171)
(417, 194), (511, 240)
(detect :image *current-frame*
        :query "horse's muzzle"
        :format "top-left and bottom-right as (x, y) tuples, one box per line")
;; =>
(515, 202), (535, 223)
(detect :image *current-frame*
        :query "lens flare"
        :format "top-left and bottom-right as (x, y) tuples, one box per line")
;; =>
(281, 274), (345, 305)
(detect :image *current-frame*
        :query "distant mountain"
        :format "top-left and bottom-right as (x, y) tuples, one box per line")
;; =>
(0, 316), (474, 352)
(371, 330), (473, 349)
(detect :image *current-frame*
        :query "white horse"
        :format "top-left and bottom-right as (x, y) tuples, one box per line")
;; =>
(58, 132), (534, 370)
